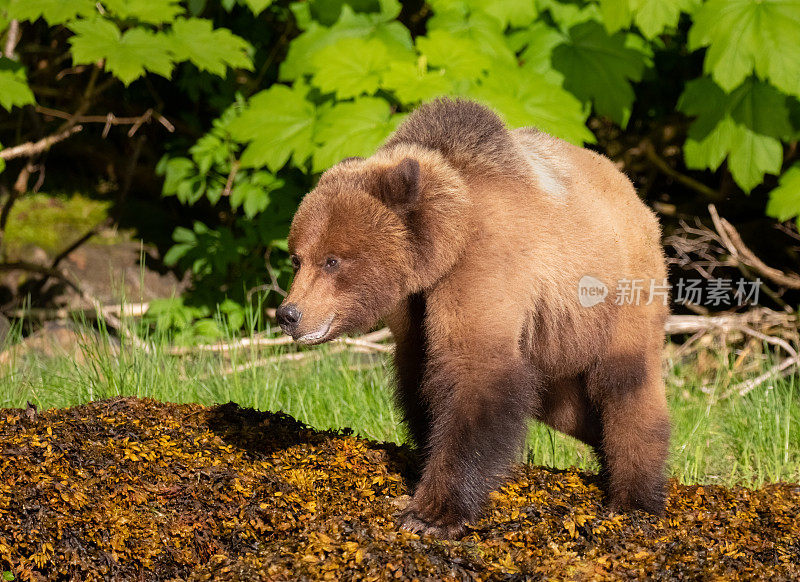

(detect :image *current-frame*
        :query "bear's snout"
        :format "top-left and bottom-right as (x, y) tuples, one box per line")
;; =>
(276, 303), (302, 335)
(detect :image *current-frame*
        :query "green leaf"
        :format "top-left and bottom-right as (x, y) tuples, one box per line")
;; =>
(766, 164), (800, 223)
(159, 157), (195, 196)
(427, 8), (516, 66)
(510, 22), (566, 85)
(69, 19), (175, 85)
(381, 60), (453, 104)
(0, 58), (35, 111)
(599, 0), (699, 38)
(280, 5), (412, 81)
(243, 0), (273, 14)
(597, 0), (633, 33)
(689, 0), (800, 97)
(417, 30), (490, 82)
(311, 37), (391, 98)
(230, 171), (282, 217)
(313, 97), (402, 172)
(170, 18), (253, 76)
(552, 21), (650, 126)
(678, 77), (789, 191)
(0, 144), (5, 174)
(229, 84), (316, 172)
(102, 0), (184, 24)
(539, 0), (602, 32)
(727, 129), (782, 192)
(7, 0), (95, 24)
(632, 0), (699, 39)
(470, 65), (594, 145)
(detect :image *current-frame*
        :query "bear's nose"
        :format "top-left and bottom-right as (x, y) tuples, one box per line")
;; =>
(276, 303), (302, 332)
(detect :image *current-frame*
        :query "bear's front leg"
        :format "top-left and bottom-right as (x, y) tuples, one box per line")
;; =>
(398, 356), (538, 538)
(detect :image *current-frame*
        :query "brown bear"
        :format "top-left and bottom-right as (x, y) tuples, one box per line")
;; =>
(276, 98), (670, 538)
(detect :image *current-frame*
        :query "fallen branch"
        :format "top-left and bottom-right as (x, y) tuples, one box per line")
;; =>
(708, 204), (800, 290)
(5, 303), (150, 321)
(0, 261), (149, 351)
(0, 126), (83, 161)
(723, 354), (800, 399)
(35, 106), (175, 137)
(169, 327), (393, 356)
(643, 141), (722, 201)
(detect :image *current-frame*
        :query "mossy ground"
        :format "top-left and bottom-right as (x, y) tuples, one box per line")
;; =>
(3, 193), (113, 257)
(1, 397), (797, 581)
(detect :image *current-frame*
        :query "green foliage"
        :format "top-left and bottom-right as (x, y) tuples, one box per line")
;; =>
(688, 0), (800, 96)
(551, 21), (651, 126)
(678, 78), (791, 191)
(3, 0), (800, 336)
(0, 58), (35, 111)
(766, 165), (800, 229)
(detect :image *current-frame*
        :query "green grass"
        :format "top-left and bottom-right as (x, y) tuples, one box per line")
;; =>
(1, 319), (798, 488)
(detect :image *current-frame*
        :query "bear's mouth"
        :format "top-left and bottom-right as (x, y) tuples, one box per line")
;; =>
(296, 316), (334, 345)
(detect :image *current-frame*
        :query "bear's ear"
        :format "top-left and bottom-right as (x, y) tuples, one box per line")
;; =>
(375, 158), (420, 211)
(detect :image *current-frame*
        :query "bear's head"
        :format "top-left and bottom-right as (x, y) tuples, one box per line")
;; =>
(276, 157), (422, 344)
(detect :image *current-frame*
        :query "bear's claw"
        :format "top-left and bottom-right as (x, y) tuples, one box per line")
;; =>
(398, 507), (466, 539)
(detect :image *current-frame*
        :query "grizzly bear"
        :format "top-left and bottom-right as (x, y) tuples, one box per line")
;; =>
(276, 98), (670, 538)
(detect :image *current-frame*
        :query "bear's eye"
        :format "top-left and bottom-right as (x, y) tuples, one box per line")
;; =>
(324, 256), (340, 273)
(290, 254), (301, 270)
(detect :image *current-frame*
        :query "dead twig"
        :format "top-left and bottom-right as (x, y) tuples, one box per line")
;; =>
(0, 261), (149, 351)
(3, 20), (20, 58)
(0, 126), (83, 161)
(35, 106), (175, 137)
(642, 141), (722, 201)
(723, 354), (800, 399)
(709, 204), (800, 290)
(6, 303), (150, 320)
(169, 327), (393, 356)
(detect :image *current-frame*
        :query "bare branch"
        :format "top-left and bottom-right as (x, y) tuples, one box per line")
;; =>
(642, 141), (722, 201)
(709, 204), (800, 290)
(3, 20), (20, 58)
(0, 126), (83, 161)
(724, 355), (800, 399)
(36, 106), (175, 135)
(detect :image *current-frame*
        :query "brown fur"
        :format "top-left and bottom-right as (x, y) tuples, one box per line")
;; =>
(279, 98), (670, 538)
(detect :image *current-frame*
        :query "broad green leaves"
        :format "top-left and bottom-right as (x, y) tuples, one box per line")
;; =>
(767, 165), (800, 227)
(552, 21), (650, 127)
(69, 16), (253, 85)
(599, 0), (699, 38)
(6, 0), (94, 24)
(69, 19), (174, 85)
(311, 37), (391, 98)
(0, 58), (35, 111)
(229, 84), (317, 171)
(689, 0), (800, 97)
(102, 0), (184, 24)
(170, 18), (253, 76)
(312, 98), (403, 171)
(471, 66), (594, 145)
(678, 77), (791, 191)
(417, 31), (491, 82)
(280, 4), (412, 81)
(381, 61), (453, 103)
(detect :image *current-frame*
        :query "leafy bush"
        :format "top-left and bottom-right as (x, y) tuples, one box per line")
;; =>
(2, 0), (800, 339)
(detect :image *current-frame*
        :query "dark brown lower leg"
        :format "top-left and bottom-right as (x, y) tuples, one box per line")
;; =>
(390, 293), (430, 453)
(586, 352), (670, 514)
(399, 359), (539, 537)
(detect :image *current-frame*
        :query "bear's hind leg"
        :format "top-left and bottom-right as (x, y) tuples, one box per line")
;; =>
(586, 350), (670, 514)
